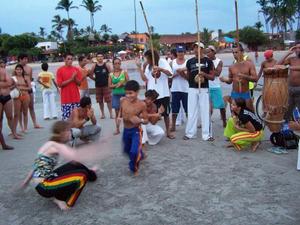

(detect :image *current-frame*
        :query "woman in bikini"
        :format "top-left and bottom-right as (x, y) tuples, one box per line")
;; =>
(21, 120), (99, 210)
(0, 63), (14, 149)
(12, 64), (31, 137)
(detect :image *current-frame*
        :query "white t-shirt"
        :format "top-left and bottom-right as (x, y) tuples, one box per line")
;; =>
(208, 58), (222, 88)
(171, 59), (189, 93)
(145, 58), (172, 99)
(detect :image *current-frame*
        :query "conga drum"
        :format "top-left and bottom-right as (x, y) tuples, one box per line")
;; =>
(263, 66), (288, 132)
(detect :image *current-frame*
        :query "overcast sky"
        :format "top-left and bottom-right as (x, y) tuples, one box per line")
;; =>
(0, 0), (261, 35)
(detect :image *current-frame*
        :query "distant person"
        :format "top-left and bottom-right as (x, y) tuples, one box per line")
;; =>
(78, 56), (92, 98)
(90, 53), (113, 119)
(142, 89), (165, 146)
(108, 58), (129, 135)
(18, 53), (42, 128)
(20, 120), (99, 211)
(69, 96), (101, 146)
(0, 61), (14, 149)
(183, 42), (215, 141)
(170, 45), (188, 132)
(220, 44), (258, 112)
(165, 51), (172, 64)
(38, 62), (59, 120)
(12, 64), (31, 135)
(56, 53), (82, 120)
(117, 80), (148, 175)
(277, 43), (300, 120)
(206, 45), (226, 128)
(137, 49), (175, 139)
(224, 98), (263, 152)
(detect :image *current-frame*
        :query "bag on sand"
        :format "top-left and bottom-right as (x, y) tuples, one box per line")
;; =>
(270, 130), (298, 149)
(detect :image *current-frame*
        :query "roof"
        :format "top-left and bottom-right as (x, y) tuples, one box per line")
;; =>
(159, 34), (197, 45)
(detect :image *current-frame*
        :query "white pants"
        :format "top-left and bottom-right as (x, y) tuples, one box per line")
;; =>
(185, 88), (211, 140)
(142, 124), (165, 145)
(80, 89), (90, 98)
(176, 103), (186, 125)
(42, 89), (57, 119)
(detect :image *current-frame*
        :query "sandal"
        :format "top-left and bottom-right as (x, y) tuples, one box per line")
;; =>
(206, 137), (215, 142)
(183, 136), (190, 140)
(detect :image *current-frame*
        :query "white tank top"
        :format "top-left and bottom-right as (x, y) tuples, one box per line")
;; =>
(171, 59), (189, 93)
(209, 58), (221, 88)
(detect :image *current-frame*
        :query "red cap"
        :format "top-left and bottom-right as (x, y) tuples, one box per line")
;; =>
(264, 50), (273, 59)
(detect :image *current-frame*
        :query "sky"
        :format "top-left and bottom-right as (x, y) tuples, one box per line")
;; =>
(0, 0), (261, 35)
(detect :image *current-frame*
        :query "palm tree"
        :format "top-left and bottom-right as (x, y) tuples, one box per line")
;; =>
(62, 18), (77, 41)
(81, 0), (102, 32)
(257, 0), (269, 33)
(39, 27), (46, 39)
(100, 24), (112, 34)
(56, 0), (78, 40)
(52, 15), (64, 40)
(202, 28), (213, 45)
(254, 21), (264, 30)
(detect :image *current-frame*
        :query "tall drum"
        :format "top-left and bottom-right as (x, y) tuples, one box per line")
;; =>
(263, 66), (288, 132)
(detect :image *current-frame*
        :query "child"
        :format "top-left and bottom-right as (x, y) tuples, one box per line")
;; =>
(38, 62), (59, 120)
(224, 98), (264, 151)
(142, 90), (165, 146)
(117, 80), (148, 175)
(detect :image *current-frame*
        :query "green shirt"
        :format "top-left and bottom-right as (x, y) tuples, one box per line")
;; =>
(110, 71), (126, 95)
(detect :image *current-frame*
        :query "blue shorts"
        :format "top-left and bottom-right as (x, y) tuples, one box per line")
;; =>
(209, 88), (225, 109)
(231, 91), (251, 100)
(112, 94), (125, 110)
(61, 103), (80, 120)
(171, 92), (188, 114)
(123, 127), (143, 173)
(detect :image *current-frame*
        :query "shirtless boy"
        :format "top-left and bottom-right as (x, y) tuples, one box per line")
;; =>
(0, 65), (14, 149)
(118, 80), (148, 175)
(277, 43), (300, 120)
(220, 45), (258, 111)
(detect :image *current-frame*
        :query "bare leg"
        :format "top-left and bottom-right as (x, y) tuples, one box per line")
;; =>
(0, 104), (12, 149)
(22, 98), (30, 132)
(107, 102), (113, 119)
(220, 108), (227, 128)
(251, 141), (261, 152)
(246, 99), (255, 112)
(164, 115), (174, 139)
(99, 102), (105, 119)
(12, 99), (22, 139)
(4, 99), (13, 133)
(114, 109), (120, 135)
(171, 113), (177, 132)
(29, 94), (42, 128)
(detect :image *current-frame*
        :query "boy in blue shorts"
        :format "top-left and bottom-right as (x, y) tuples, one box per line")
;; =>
(117, 80), (148, 175)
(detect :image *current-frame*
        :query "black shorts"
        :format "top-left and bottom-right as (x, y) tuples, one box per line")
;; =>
(154, 97), (170, 117)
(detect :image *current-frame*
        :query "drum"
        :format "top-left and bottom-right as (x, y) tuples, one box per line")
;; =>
(263, 66), (288, 132)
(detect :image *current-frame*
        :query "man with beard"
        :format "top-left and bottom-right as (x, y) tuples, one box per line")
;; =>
(278, 43), (300, 120)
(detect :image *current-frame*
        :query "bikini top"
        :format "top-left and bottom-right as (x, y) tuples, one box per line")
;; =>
(32, 153), (58, 178)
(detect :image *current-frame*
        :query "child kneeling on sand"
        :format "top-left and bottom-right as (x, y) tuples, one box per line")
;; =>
(142, 90), (165, 146)
(117, 80), (148, 175)
(224, 98), (264, 151)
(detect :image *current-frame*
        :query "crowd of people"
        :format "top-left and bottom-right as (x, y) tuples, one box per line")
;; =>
(0, 42), (300, 210)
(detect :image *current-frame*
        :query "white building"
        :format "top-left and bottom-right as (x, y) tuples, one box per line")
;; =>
(35, 42), (58, 51)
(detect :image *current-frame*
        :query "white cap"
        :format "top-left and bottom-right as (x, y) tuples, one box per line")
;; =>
(194, 42), (205, 48)
(208, 45), (216, 52)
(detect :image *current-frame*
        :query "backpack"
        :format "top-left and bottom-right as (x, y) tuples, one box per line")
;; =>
(270, 130), (299, 149)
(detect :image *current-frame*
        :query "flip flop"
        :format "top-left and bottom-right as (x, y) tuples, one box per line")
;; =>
(167, 134), (175, 139)
(183, 136), (190, 140)
(206, 137), (215, 142)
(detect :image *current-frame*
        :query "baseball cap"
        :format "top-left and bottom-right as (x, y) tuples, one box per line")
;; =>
(176, 45), (186, 52)
(264, 50), (273, 59)
(208, 45), (216, 52)
(193, 42), (205, 49)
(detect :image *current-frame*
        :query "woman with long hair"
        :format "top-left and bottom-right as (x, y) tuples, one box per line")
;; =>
(224, 98), (264, 151)
(21, 120), (100, 210)
(12, 64), (31, 136)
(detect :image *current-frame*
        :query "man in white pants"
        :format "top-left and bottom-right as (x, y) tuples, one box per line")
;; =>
(142, 90), (165, 145)
(183, 42), (215, 141)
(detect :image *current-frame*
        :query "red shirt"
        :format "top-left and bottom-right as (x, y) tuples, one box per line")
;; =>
(56, 66), (82, 104)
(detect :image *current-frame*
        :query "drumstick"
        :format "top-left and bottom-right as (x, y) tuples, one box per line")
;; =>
(139, 1), (157, 84)
(234, 0), (242, 92)
(195, 0), (201, 91)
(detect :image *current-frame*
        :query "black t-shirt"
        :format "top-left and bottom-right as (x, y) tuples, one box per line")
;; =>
(94, 63), (109, 87)
(186, 56), (214, 88)
(238, 109), (263, 131)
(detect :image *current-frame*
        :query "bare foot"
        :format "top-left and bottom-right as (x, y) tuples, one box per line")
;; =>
(90, 165), (99, 172)
(113, 130), (120, 135)
(34, 124), (43, 129)
(53, 199), (70, 211)
(251, 142), (261, 152)
(167, 133), (175, 139)
(225, 143), (234, 148)
(13, 134), (23, 140)
(100, 115), (105, 119)
(22, 129), (28, 134)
